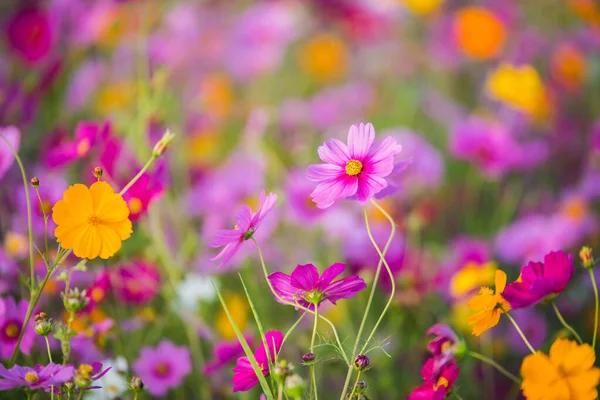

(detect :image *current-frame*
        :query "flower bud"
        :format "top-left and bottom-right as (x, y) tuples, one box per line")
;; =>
(284, 374), (306, 399)
(302, 352), (315, 365)
(356, 381), (367, 394)
(354, 354), (370, 371)
(152, 129), (175, 158)
(93, 167), (103, 179)
(580, 246), (594, 269)
(33, 312), (52, 336)
(62, 288), (90, 313)
(74, 364), (93, 388)
(130, 376), (144, 392)
(31, 177), (39, 187)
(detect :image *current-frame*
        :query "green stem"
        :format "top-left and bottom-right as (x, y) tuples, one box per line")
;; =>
(589, 269), (599, 349)
(505, 313), (536, 354)
(119, 155), (157, 196)
(281, 313), (306, 348)
(452, 390), (465, 400)
(468, 351), (521, 384)
(348, 371), (362, 400)
(45, 336), (53, 362)
(552, 302), (583, 344)
(251, 238), (349, 363)
(35, 186), (49, 257)
(76, 389), (83, 400)
(133, 394), (138, 400)
(63, 311), (75, 366)
(310, 307), (319, 400)
(277, 384), (283, 400)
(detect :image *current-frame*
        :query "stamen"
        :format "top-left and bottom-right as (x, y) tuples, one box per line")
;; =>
(345, 159), (363, 176)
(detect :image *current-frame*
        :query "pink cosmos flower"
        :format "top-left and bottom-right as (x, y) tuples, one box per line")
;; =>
(5, 7), (53, 65)
(307, 123), (402, 209)
(0, 363), (73, 391)
(426, 324), (462, 376)
(133, 340), (191, 397)
(0, 298), (35, 359)
(204, 335), (253, 375)
(268, 263), (366, 310)
(503, 250), (575, 309)
(45, 121), (109, 168)
(407, 358), (460, 400)
(232, 330), (282, 392)
(110, 260), (161, 305)
(209, 191), (278, 268)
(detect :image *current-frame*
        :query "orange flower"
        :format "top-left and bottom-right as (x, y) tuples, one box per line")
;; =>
(551, 43), (587, 91)
(52, 181), (132, 260)
(298, 33), (348, 82)
(521, 338), (600, 400)
(453, 7), (506, 60)
(467, 270), (511, 336)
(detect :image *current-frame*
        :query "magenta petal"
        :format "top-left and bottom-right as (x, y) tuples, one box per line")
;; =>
(255, 192), (278, 223)
(319, 263), (346, 287)
(318, 138), (350, 166)
(255, 330), (283, 365)
(208, 229), (242, 247)
(366, 136), (402, 164)
(268, 272), (298, 305)
(236, 205), (253, 232)
(210, 241), (243, 268)
(310, 176), (358, 209)
(232, 357), (260, 392)
(347, 123), (375, 160)
(290, 264), (319, 291)
(306, 163), (345, 182)
(324, 276), (367, 304)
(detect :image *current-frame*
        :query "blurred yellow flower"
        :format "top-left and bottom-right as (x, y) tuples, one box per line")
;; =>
(52, 181), (132, 260)
(467, 270), (511, 336)
(486, 63), (549, 117)
(453, 7), (506, 60)
(299, 33), (348, 82)
(3, 232), (28, 258)
(185, 131), (220, 168)
(216, 294), (249, 340)
(198, 73), (234, 120)
(95, 82), (136, 116)
(450, 261), (497, 299)
(521, 338), (600, 400)
(400, 0), (444, 15)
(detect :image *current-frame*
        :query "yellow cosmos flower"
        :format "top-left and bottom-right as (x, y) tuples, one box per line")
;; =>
(450, 260), (497, 299)
(486, 63), (549, 118)
(521, 338), (600, 400)
(400, 0), (444, 15)
(216, 294), (249, 340)
(467, 270), (511, 336)
(298, 33), (348, 82)
(52, 181), (132, 260)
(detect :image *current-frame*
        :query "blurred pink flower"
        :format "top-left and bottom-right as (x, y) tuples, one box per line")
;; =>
(5, 7), (53, 65)
(204, 335), (253, 375)
(232, 330), (282, 392)
(133, 341), (191, 397)
(0, 298), (35, 359)
(408, 358), (460, 400)
(111, 260), (161, 305)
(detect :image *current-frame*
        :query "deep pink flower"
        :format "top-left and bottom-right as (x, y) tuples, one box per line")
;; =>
(110, 260), (161, 305)
(426, 324), (462, 376)
(407, 358), (460, 400)
(307, 123), (402, 208)
(503, 250), (575, 309)
(0, 363), (73, 391)
(133, 341), (191, 397)
(204, 335), (253, 375)
(0, 298), (35, 359)
(268, 263), (366, 310)
(45, 121), (109, 168)
(209, 191), (277, 268)
(232, 330), (282, 392)
(5, 7), (53, 65)
(84, 271), (111, 312)
(81, 362), (111, 391)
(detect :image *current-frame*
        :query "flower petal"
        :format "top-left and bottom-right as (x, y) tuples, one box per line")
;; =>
(347, 123), (375, 160)
(306, 164), (345, 182)
(290, 264), (319, 291)
(317, 138), (350, 166)
(318, 262), (346, 287)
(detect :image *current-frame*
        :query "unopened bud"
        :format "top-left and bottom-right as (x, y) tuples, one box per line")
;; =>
(302, 352), (315, 365)
(284, 374), (306, 399)
(33, 312), (52, 336)
(93, 167), (103, 179)
(152, 129), (175, 157)
(354, 354), (370, 371)
(130, 376), (144, 392)
(580, 246), (595, 269)
(31, 177), (39, 187)
(357, 381), (367, 394)
(62, 288), (89, 313)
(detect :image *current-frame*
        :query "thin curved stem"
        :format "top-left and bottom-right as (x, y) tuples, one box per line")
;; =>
(310, 307), (319, 400)
(467, 351), (521, 384)
(506, 313), (536, 354)
(34, 186), (49, 257)
(552, 302), (583, 344)
(589, 269), (599, 349)
(251, 238), (349, 363)
(281, 313), (306, 348)
(119, 155), (156, 196)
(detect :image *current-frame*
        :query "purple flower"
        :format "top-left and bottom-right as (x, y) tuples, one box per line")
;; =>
(285, 169), (327, 225)
(204, 335), (253, 375)
(426, 324), (462, 375)
(5, 7), (53, 65)
(268, 263), (366, 310)
(0, 126), (20, 183)
(209, 190), (278, 268)
(307, 123), (402, 208)
(0, 298), (35, 359)
(232, 331), (282, 392)
(0, 363), (73, 391)
(503, 251), (575, 309)
(133, 340), (191, 397)
(507, 309), (547, 354)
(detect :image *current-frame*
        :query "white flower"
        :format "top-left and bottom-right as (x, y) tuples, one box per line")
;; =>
(176, 273), (217, 314)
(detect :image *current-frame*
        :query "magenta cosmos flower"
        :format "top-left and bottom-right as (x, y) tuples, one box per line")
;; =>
(268, 263), (366, 310)
(407, 358), (460, 400)
(307, 123), (402, 209)
(209, 191), (277, 268)
(0, 363), (73, 391)
(503, 250), (575, 309)
(204, 335), (253, 375)
(133, 340), (191, 397)
(5, 7), (53, 65)
(232, 330), (282, 392)
(0, 298), (35, 359)
(426, 324), (463, 376)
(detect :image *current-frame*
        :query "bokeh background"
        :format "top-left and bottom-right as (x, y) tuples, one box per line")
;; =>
(1, 0), (600, 398)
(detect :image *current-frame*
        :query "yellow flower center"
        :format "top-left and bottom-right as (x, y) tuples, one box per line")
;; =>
(88, 215), (100, 226)
(441, 341), (452, 353)
(24, 372), (39, 383)
(4, 232), (28, 258)
(450, 261), (497, 298)
(345, 160), (363, 176)
(155, 362), (169, 376)
(108, 384), (119, 393)
(128, 197), (143, 214)
(76, 139), (91, 157)
(434, 377), (449, 390)
(77, 364), (94, 379)
(5, 323), (19, 338)
(91, 287), (105, 302)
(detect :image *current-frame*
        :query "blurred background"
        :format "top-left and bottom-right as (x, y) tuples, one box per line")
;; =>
(1, 0), (600, 398)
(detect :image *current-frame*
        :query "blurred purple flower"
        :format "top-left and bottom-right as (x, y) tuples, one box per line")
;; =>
(204, 335), (253, 375)
(0, 363), (73, 391)
(307, 123), (402, 208)
(209, 191), (277, 268)
(426, 324), (461, 375)
(133, 340), (191, 397)
(0, 298), (35, 359)
(507, 309), (547, 354)
(268, 263), (366, 310)
(0, 126), (20, 183)
(285, 169), (328, 225)
(232, 330), (282, 392)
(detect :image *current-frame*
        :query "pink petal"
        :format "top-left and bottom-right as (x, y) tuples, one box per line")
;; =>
(208, 229), (242, 247)
(347, 123), (375, 160)
(324, 276), (367, 304)
(306, 164), (345, 182)
(356, 174), (388, 203)
(268, 272), (298, 305)
(254, 191), (278, 224)
(290, 264), (319, 291)
(210, 241), (243, 268)
(310, 176), (358, 209)
(255, 330), (283, 365)
(319, 263), (346, 287)
(236, 205), (253, 232)
(365, 136), (402, 165)
(318, 138), (350, 166)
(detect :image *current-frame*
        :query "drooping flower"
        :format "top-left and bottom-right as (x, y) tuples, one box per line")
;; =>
(204, 335), (253, 375)
(503, 251), (575, 309)
(407, 358), (460, 400)
(5, 7), (53, 65)
(268, 263), (366, 310)
(307, 123), (402, 209)
(0, 298), (35, 359)
(232, 330), (282, 392)
(426, 324), (464, 375)
(52, 181), (133, 260)
(467, 270), (511, 336)
(0, 126), (20, 183)
(208, 191), (277, 268)
(133, 340), (192, 397)
(0, 363), (73, 391)
(453, 7), (506, 60)
(520, 338), (600, 400)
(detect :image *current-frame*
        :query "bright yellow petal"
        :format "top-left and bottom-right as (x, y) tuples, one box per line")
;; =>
(90, 181), (130, 222)
(467, 288), (494, 310)
(72, 226), (100, 259)
(54, 224), (87, 249)
(495, 269), (507, 293)
(550, 339), (596, 376)
(566, 368), (600, 400)
(104, 219), (133, 240)
(52, 184), (93, 223)
(469, 310), (500, 336)
(521, 352), (567, 400)
(96, 224), (123, 259)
